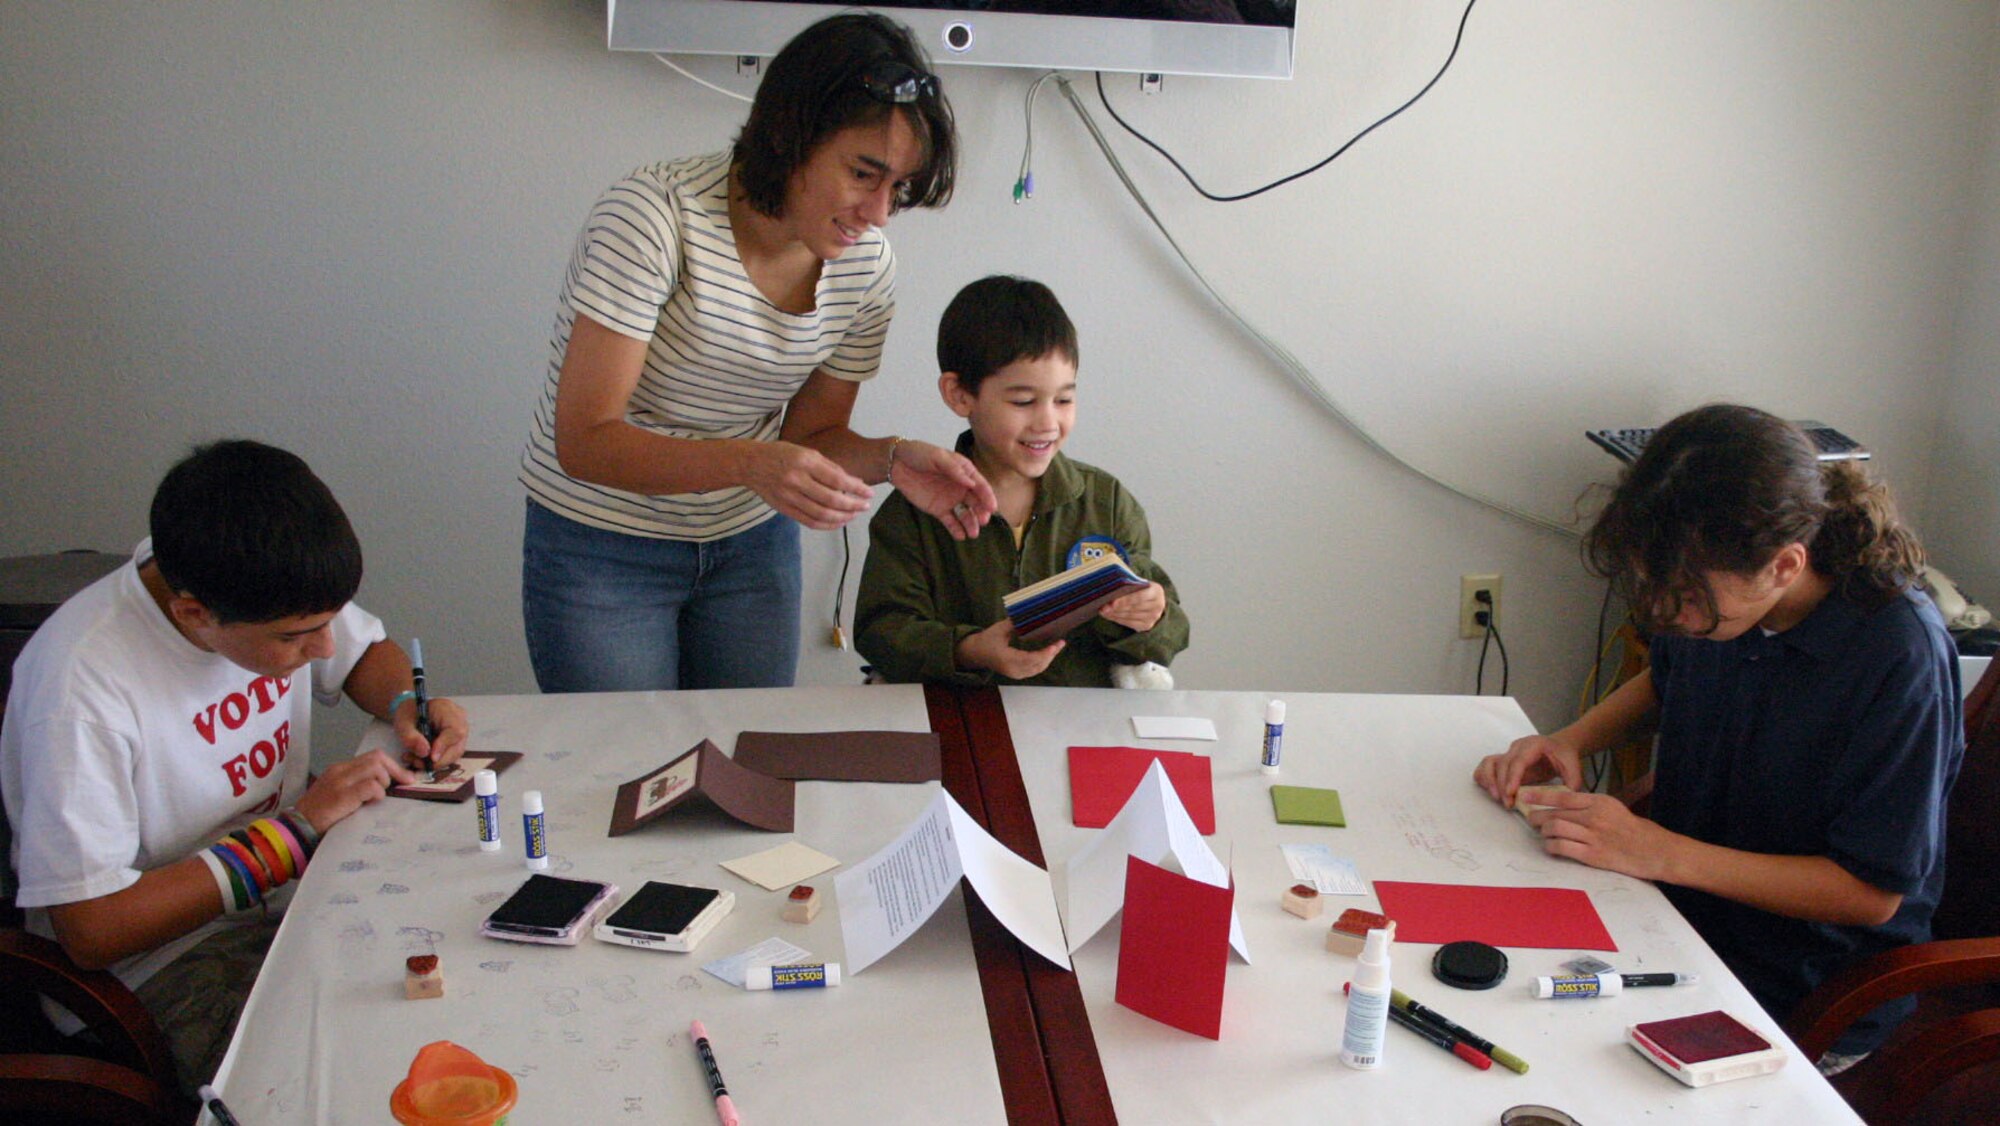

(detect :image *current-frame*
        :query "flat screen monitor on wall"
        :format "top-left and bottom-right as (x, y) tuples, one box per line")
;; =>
(607, 1), (1297, 81)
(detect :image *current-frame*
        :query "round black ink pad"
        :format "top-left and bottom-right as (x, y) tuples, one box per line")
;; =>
(1432, 940), (1507, 990)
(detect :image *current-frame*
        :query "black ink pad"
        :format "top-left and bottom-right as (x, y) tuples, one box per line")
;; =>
(1432, 940), (1507, 989)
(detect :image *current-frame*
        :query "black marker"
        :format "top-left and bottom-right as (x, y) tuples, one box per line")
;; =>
(690, 1020), (741, 1126)
(1386, 1003), (1493, 1069)
(411, 637), (436, 781)
(1393, 987), (1531, 1074)
(1618, 972), (1698, 988)
(198, 1083), (243, 1126)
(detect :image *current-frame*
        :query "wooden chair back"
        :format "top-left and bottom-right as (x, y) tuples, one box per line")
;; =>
(1934, 657), (2000, 940)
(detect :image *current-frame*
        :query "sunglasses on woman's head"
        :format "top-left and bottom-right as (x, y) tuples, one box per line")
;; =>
(858, 59), (939, 104)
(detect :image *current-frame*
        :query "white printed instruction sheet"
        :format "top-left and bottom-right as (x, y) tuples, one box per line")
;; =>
(836, 787), (1071, 974)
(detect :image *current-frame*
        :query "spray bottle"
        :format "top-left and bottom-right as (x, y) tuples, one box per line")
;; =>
(1340, 927), (1393, 1069)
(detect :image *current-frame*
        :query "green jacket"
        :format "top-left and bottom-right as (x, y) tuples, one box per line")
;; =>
(855, 432), (1190, 687)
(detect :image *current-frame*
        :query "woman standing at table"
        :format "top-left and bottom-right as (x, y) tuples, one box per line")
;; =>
(1474, 404), (1962, 1072)
(520, 13), (995, 692)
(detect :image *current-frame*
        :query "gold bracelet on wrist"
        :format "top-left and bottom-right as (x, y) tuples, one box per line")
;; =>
(884, 436), (906, 483)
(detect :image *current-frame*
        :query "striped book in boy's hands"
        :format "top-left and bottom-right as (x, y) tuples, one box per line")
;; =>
(1003, 554), (1149, 644)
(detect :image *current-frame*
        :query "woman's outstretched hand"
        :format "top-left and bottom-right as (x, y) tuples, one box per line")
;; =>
(889, 440), (998, 540)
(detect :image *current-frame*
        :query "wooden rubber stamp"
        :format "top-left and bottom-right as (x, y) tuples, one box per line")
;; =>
(404, 954), (444, 999)
(1327, 908), (1395, 955)
(1281, 883), (1323, 919)
(784, 884), (821, 924)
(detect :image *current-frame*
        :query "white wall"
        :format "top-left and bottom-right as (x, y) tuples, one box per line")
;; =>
(1929, 4), (2000, 612)
(2, 2), (1993, 760)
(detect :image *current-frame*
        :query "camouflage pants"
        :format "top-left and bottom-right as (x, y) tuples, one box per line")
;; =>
(133, 918), (280, 1095)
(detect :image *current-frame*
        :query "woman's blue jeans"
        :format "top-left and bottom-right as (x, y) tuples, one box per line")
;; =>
(521, 500), (802, 692)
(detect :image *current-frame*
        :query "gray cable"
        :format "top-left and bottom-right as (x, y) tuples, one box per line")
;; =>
(1054, 75), (1577, 540)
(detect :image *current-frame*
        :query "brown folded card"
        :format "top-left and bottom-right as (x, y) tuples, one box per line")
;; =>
(733, 730), (942, 784)
(388, 751), (524, 802)
(607, 739), (795, 835)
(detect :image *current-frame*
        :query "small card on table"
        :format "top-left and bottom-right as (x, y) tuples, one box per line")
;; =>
(608, 739), (795, 835)
(1270, 784), (1345, 826)
(720, 841), (841, 891)
(388, 751), (523, 802)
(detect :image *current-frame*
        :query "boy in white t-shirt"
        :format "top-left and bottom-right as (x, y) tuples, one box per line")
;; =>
(0, 439), (470, 1093)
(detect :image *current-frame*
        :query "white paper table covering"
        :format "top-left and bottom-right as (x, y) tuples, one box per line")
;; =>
(1003, 687), (1861, 1125)
(212, 686), (1004, 1124)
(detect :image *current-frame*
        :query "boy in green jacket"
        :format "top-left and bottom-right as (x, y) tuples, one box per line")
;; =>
(856, 275), (1189, 686)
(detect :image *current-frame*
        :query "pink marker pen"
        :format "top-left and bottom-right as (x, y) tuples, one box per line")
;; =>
(690, 1020), (740, 1126)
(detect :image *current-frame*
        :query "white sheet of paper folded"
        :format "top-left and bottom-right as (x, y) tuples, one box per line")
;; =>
(1061, 759), (1251, 961)
(836, 786), (1071, 974)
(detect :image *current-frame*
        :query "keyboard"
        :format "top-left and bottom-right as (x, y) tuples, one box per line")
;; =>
(1586, 420), (1868, 465)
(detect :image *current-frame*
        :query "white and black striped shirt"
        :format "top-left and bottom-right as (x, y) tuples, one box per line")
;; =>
(520, 151), (896, 541)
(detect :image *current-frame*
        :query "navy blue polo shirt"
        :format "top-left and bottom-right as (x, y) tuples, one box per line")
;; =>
(1649, 586), (1963, 1054)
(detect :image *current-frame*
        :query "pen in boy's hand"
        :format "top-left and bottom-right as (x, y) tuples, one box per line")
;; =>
(412, 637), (435, 781)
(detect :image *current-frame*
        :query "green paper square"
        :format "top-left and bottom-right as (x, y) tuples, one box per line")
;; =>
(1270, 785), (1345, 827)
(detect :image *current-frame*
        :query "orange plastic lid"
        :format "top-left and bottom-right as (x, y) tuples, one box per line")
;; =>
(389, 1041), (519, 1125)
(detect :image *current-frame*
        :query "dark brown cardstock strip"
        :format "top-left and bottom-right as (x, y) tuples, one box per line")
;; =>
(387, 751), (524, 802)
(608, 739), (795, 836)
(733, 730), (942, 784)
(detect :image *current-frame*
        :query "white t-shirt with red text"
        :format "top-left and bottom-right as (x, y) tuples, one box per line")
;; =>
(0, 540), (382, 992)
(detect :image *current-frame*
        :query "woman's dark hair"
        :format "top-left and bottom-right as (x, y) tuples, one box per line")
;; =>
(1583, 403), (1924, 633)
(150, 439), (364, 624)
(733, 13), (956, 219)
(936, 275), (1078, 393)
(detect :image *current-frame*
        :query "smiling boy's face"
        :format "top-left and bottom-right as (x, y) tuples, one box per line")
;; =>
(942, 351), (1077, 486)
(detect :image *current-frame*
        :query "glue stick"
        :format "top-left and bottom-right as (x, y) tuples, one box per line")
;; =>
(1534, 973), (1624, 999)
(474, 769), (502, 852)
(1261, 699), (1286, 775)
(1340, 927), (1393, 1069)
(522, 790), (548, 871)
(746, 962), (843, 991)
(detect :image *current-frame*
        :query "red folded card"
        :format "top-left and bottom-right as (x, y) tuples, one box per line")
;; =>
(1115, 855), (1234, 1039)
(1067, 746), (1215, 834)
(1371, 881), (1617, 951)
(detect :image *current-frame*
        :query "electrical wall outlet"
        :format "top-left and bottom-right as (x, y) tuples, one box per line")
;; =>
(1459, 574), (1501, 639)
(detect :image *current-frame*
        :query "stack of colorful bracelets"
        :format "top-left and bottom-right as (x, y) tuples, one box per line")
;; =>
(197, 810), (322, 914)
